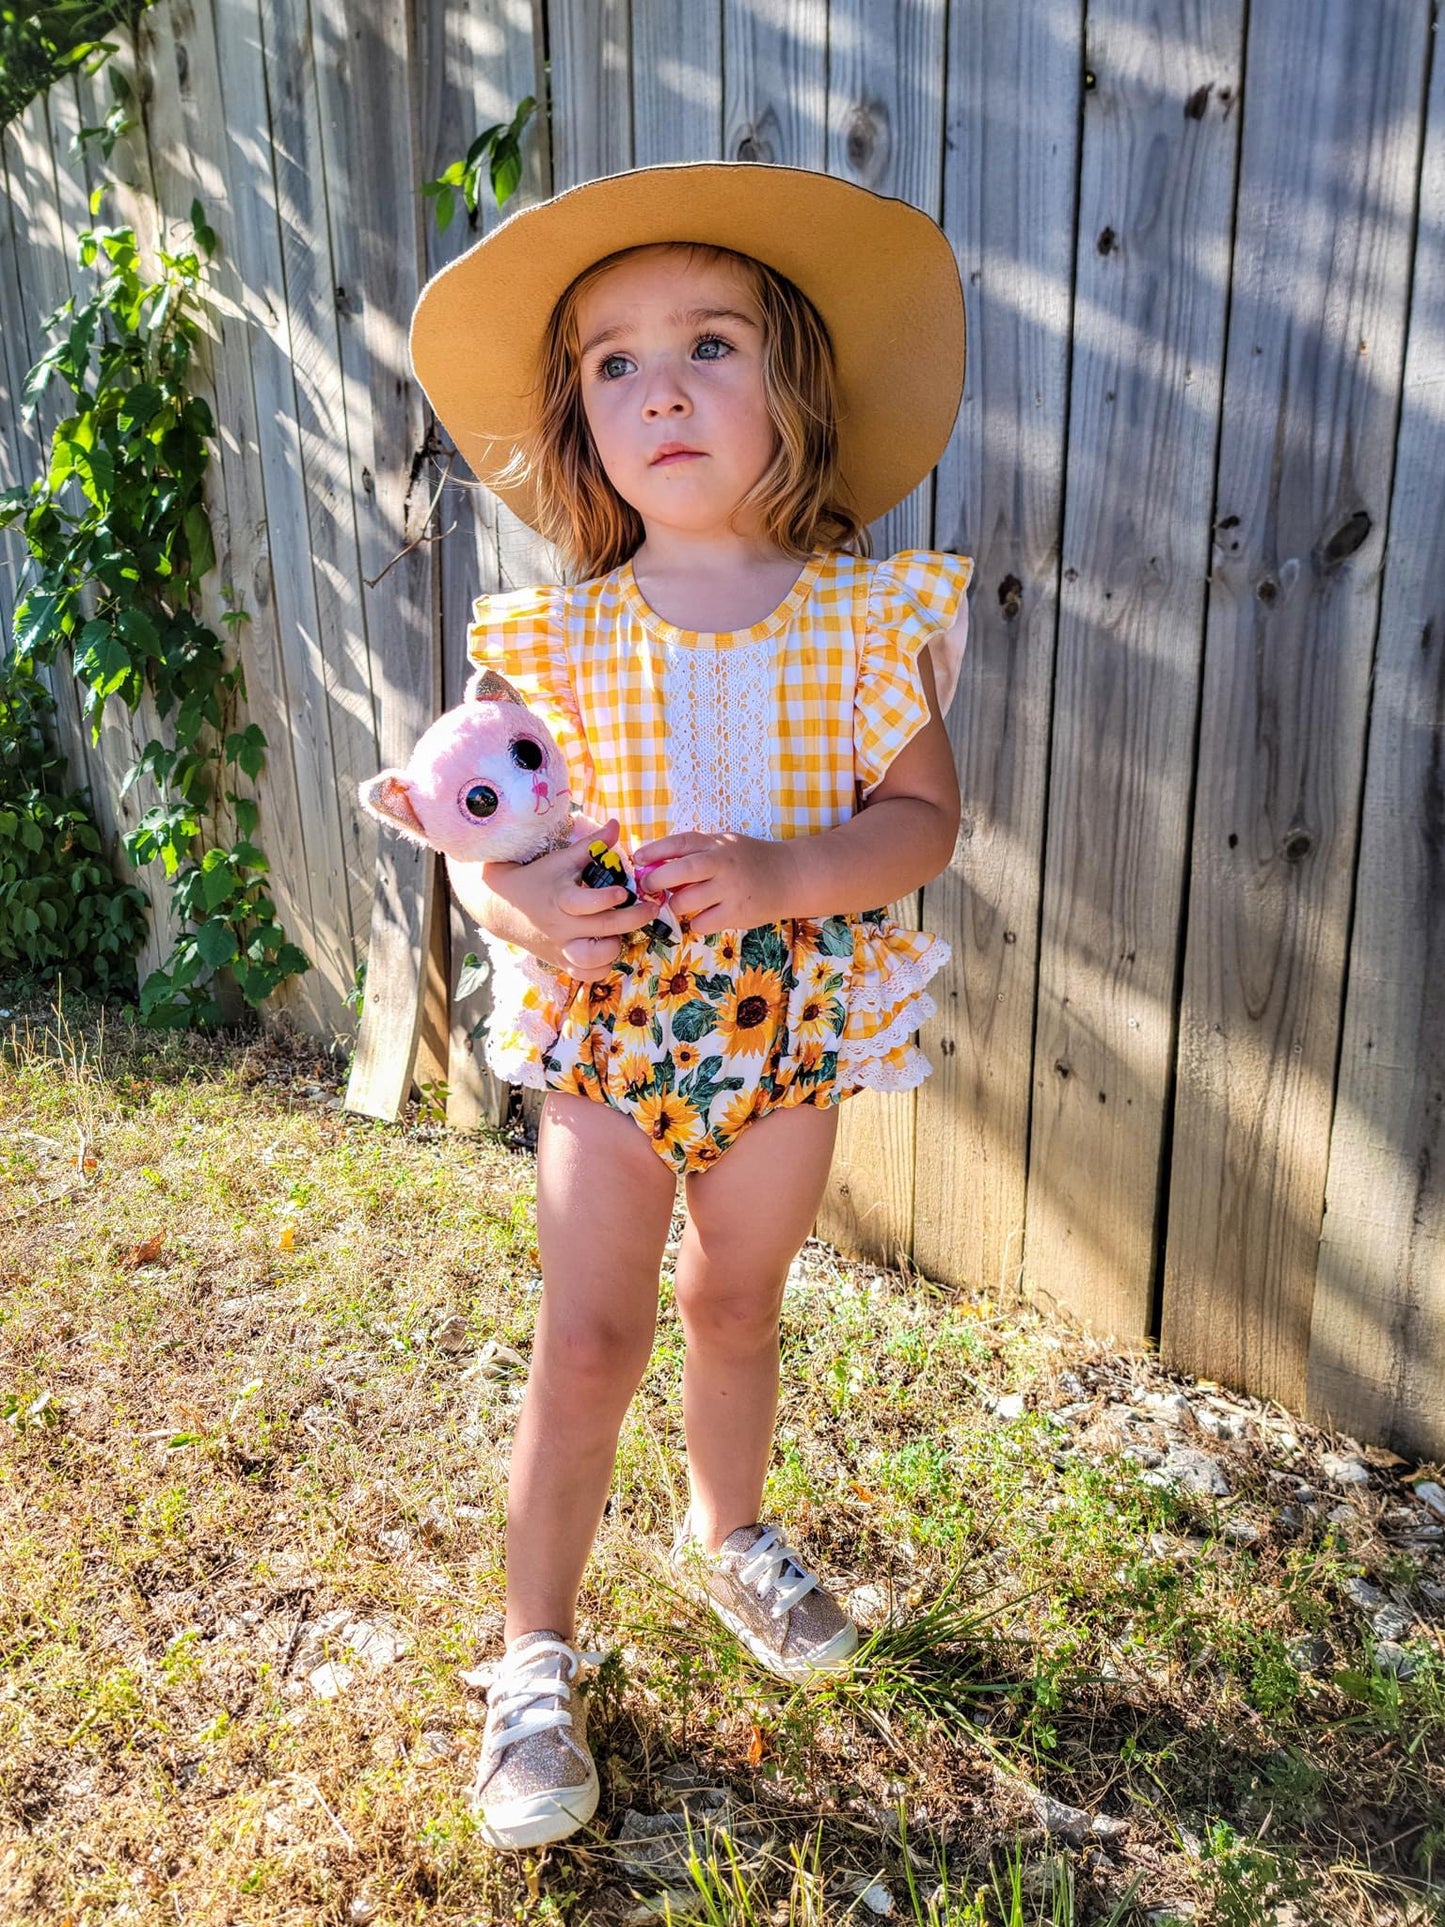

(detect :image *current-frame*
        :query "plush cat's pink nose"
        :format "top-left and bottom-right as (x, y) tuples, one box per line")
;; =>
(532, 773), (550, 810)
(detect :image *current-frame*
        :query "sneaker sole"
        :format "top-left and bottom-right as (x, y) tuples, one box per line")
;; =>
(668, 1556), (860, 1681)
(473, 1764), (600, 1851)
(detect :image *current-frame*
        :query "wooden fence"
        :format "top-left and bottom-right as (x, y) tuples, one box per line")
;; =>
(1, 0), (1441, 1458)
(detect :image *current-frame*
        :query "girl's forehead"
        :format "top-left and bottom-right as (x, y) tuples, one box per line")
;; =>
(577, 246), (758, 322)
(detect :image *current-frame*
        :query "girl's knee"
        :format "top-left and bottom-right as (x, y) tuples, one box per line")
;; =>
(674, 1275), (784, 1354)
(535, 1308), (656, 1399)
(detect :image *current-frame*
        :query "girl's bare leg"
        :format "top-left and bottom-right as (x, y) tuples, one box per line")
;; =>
(673, 1103), (840, 1555)
(504, 1092), (676, 1644)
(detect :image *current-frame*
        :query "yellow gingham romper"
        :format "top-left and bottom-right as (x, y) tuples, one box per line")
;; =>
(467, 547), (973, 1174)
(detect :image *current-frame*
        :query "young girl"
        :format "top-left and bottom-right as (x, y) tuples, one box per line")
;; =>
(409, 161), (972, 1851)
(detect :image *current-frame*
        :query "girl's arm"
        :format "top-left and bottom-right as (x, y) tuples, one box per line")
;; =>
(632, 652), (960, 932)
(447, 820), (656, 981)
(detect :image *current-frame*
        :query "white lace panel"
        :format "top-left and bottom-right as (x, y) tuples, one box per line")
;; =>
(661, 636), (774, 838)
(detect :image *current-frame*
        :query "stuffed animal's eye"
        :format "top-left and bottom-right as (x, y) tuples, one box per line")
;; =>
(464, 783), (499, 820)
(509, 736), (544, 771)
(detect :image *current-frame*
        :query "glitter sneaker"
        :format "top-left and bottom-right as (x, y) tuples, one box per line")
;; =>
(471, 1630), (602, 1849)
(669, 1517), (859, 1681)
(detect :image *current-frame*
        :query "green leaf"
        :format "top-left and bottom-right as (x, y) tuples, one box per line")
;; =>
(233, 797), (259, 837)
(671, 999), (718, 1044)
(182, 502), (214, 578)
(13, 588), (66, 656)
(455, 951), (490, 999)
(195, 917), (237, 968)
(491, 140), (522, 207)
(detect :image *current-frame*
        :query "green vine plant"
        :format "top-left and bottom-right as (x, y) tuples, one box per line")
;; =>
(0, 1), (153, 129)
(0, 653), (147, 994)
(421, 95), (536, 231)
(0, 201), (309, 1026)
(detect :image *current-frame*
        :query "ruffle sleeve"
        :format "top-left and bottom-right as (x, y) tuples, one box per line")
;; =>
(466, 582), (591, 799)
(855, 549), (974, 797)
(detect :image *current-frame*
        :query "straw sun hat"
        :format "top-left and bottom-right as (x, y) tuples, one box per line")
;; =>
(410, 162), (965, 531)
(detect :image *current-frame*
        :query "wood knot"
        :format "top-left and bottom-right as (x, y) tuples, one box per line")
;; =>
(1316, 509), (1371, 570)
(845, 100), (889, 180)
(1281, 828), (1313, 863)
(1256, 577), (1279, 605)
(998, 573), (1023, 621)
(1097, 226), (1116, 255)
(1184, 82), (1212, 119)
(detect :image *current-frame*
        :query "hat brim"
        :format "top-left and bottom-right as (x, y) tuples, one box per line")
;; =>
(410, 162), (965, 533)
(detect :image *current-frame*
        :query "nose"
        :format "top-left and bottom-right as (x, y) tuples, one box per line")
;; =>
(641, 357), (692, 420)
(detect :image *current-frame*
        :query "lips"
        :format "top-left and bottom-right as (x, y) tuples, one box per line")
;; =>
(650, 445), (704, 465)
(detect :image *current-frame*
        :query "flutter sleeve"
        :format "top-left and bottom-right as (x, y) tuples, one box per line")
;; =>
(466, 582), (591, 798)
(855, 549), (974, 797)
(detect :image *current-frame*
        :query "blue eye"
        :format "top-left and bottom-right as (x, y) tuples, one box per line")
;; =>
(594, 335), (734, 381)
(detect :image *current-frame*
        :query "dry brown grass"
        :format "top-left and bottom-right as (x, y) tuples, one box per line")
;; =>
(1, 993), (1442, 1925)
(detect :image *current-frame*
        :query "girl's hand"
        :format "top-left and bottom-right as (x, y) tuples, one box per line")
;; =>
(447, 820), (653, 982)
(629, 832), (800, 936)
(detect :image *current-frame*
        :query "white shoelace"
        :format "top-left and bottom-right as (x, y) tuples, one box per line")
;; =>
(481, 1638), (603, 1763)
(735, 1526), (820, 1618)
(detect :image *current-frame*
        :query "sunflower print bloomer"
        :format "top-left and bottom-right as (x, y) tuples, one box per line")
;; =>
(467, 546), (973, 1175)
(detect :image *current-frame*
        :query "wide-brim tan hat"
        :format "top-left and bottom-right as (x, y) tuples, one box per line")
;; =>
(410, 162), (965, 531)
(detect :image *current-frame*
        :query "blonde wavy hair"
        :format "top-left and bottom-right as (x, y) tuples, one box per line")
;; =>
(494, 241), (870, 581)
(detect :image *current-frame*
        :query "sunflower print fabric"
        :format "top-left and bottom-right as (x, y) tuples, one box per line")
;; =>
(468, 547), (974, 1175)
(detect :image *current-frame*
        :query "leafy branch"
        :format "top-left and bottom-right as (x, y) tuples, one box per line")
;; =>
(421, 95), (536, 232)
(0, 204), (308, 1025)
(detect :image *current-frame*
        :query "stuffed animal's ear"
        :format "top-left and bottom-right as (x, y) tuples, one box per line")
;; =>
(358, 772), (431, 845)
(467, 667), (526, 706)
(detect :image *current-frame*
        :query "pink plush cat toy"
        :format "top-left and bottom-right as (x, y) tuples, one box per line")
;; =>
(359, 669), (662, 1083)
(359, 667), (585, 867)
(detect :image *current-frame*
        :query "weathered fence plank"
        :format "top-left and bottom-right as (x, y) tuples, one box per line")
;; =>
(632, 0), (722, 163)
(413, 0), (552, 1130)
(551, 0), (632, 185)
(133, 0), (323, 1030)
(204, 0), (354, 1040)
(1160, 0), (1428, 1409)
(1023, 0), (1244, 1341)
(313, 0), (439, 1118)
(1306, 30), (1445, 1460)
(815, 0), (946, 1271)
(915, 0), (1082, 1301)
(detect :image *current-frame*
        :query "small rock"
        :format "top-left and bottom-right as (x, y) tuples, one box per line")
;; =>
(432, 1314), (470, 1353)
(1323, 1453), (1371, 1488)
(986, 1392), (1027, 1420)
(1221, 1517), (1260, 1543)
(415, 1729), (455, 1762)
(1092, 1813), (1129, 1841)
(622, 1887), (702, 1923)
(1344, 1576), (1384, 1612)
(349, 1895), (378, 1924)
(1147, 1908), (1198, 1925)
(1143, 1447), (1230, 1498)
(845, 1583), (897, 1626)
(1140, 1390), (1192, 1426)
(1374, 1641), (1418, 1679)
(1371, 1603), (1413, 1643)
(1411, 1480), (1445, 1519)
(1058, 1371), (1086, 1398)
(1287, 1635), (1330, 1675)
(308, 1661), (356, 1699)
(852, 1879), (895, 1917)
(377, 1528), (410, 1555)
(1419, 1579), (1445, 1606)
(1029, 1791), (1092, 1842)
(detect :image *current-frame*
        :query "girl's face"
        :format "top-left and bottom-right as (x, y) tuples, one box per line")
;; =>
(574, 247), (777, 539)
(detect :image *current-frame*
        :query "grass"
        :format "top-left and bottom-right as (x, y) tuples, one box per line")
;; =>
(1, 990), (1443, 1924)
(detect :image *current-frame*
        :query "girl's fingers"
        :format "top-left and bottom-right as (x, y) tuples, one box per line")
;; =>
(663, 881), (725, 921)
(638, 853), (714, 894)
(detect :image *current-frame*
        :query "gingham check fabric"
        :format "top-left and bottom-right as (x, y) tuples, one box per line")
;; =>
(465, 548), (974, 853)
